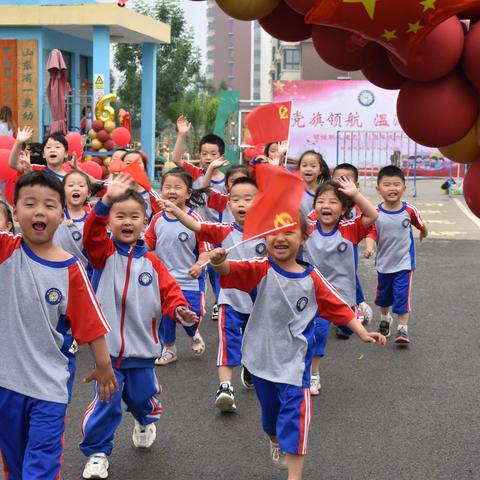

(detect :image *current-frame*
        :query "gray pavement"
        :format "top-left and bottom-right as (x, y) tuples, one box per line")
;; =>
(3, 180), (480, 480)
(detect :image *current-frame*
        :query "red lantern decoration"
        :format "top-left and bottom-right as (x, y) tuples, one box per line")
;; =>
(397, 71), (479, 147)
(306, 0), (480, 64)
(0, 136), (15, 150)
(463, 158), (480, 218)
(388, 16), (464, 82)
(111, 127), (131, 148)
(79, 161), (102, 180)
(65, 132), (84, 157)
(312, 25), (382, 71)
(362, 49), (406, 90)
(259, 1), (312, 42)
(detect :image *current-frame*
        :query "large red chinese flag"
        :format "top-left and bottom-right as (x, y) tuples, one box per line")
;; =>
(246, 101), (292, 146)
(243, 164), (304, 241)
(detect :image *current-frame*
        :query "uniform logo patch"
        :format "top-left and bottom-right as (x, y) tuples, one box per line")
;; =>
(139, 272), (153, 286)
(72, 231), (82, 241)
(402, 218), (411, 228)
(45, 288), (62, 305)
(337, 242), (348, 253)
(178, 232), (189, 242)
(296, 296), (308, 312)
(255, 243), (267, 255)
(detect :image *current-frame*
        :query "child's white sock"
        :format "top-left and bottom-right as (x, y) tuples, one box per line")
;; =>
(381, 314), (392, 324)
(398, 325), (408, 333)
(220, 380), (232, 387)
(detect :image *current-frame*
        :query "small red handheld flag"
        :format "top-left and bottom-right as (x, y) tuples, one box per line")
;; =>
(121, 160), (160, 201)
(243, 164), (304, 241)
(246, 101), (292, 146)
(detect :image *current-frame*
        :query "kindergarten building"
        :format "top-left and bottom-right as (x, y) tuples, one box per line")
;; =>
(0, 0), (169, 173)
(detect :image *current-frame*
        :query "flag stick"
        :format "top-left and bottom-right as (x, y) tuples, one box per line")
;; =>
(199, 222), (297, 269)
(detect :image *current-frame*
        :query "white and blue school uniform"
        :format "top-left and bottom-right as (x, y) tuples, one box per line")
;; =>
(0, 232), (110, 478)
(31, 164), (66, 181)
(145, 209), (212, 344)
(80, 201), (190, 457)
(371, 202), (424, 314)
(220, 257), (354, 454)
(300, 189), (315, 218)
(198, 222), (267, 366)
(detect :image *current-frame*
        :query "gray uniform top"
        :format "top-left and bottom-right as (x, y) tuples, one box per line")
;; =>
(373, 202), (424, 274)
(0, 234), (110, 404)
(220, 257), (354, 387)
(300, 189), (315, 218)
(199, 222), (267, 313)
(303, 217), (368, 307)
(145, 210), (210, 291)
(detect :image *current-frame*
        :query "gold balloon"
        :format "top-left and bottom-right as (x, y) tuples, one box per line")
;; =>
(104, 120), (116, 133)
(88, 129), (97, 139)
(216, 0), (281, 21)
(91, 138), (103, 150)
(95, 93), (117, 123)
(439, 122), (480, 164)
(103, 156), (112, 167)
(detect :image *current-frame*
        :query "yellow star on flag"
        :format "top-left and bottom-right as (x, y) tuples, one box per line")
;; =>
(420, 0), (436, 11)
(273, 80), (285, 91)
(407, 21), (423, 34)
(342, 0), (377, 20)
(381, 29), (398, 41)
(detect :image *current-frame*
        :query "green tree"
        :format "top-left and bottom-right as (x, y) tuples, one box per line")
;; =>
(114, 0), (203, 133)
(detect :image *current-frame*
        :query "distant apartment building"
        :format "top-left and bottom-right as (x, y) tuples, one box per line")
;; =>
(206, 0), (272, 101)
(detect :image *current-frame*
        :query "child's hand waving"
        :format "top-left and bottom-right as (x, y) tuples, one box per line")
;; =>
(176, 116), (192, 135)
(337, 176), (359, 198)
(103, 173), (133, 205)
(208, 157), (229, 171)
(16, 126), (34, 144)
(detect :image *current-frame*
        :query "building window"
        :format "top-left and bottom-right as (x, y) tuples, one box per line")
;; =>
(283, 49), (301, 70)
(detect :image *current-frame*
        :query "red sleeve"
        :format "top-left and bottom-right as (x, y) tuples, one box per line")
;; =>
(220, 257), (270, 293)
(183, 161), (204, 181)
(198, 222), (233, 244)
(149, 192), (161, 215)
(406, 203), (425, 230)
(311, 268), (355, 326)
(339, 216), (370, 244)
(144, 213), (161, 250)
(66, 261), (111, 345)
(31, 164), (46, 172)
(190, 210), (214, 253)
(207, 190), (229, 213)
(0, 232), (22, 264)
(146, 252), (189, 322)
(83, 201), (116, 269)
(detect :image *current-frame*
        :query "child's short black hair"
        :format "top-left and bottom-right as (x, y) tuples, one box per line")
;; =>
(225, 164), (249, 183)
(229, 176), (258, 192)
(63, 169), (93, 193)
(313, 180), (352, 213)
(28, 142), (46, 165)
(111, 189), (147, 214)
(199, 134), (225, 155)
(0, 200), (14, 233)
(333, 163), (359, 182)
(377, 165), (405, 185)
(161, 167), (210, 208)
(42, 132), (68, 153)
(14, 171), (65, 208)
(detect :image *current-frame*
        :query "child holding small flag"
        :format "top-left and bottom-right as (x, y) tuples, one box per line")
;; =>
(208, 164), (385, 479)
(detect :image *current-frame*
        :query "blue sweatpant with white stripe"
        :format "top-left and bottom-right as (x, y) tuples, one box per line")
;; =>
(80, 366), (161, 457)
(0, 387), (67, 480)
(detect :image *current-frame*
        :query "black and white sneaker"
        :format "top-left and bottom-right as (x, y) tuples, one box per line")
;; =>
(211, 304), (219, 322)
(395, 326), (410, 344)
(378, 320), (391, 338)
(240, 366), (254, 390)
(215, 382), (236, 413)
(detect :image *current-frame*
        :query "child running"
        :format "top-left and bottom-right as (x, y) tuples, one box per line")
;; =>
(9, 126), (70, 180)
(303, 178), (378, 395)
(367, 165), (428, 344)
(80, 174), (198, 479)
(298, 150), (331, 218)
(145, 168), (211, 365)
(0, 171), (117, 480)
(208, 218), (385, 480)
(159, 176), (267, 413)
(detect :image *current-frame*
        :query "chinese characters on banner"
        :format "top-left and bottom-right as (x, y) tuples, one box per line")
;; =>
(0, 40), (18, 122)
(17, 40), (38, 139)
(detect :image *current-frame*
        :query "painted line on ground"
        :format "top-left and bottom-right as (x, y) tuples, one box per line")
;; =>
(453, 198), (480, 230)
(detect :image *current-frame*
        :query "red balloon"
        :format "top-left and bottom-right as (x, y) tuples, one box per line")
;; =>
(100, 165), (109, 179)
(463, 158), (480, 218)
(397, 71), (479, 147)
(92, 119), (104, 132)
(79, 161), (102, 180)
(65, 132), (84, 157)
(362, 49), (406, 90)
(91, 156), (103, 166)
(284, 0), (316, 14)
(0, 136), (15, 149)
(388, 17), (464, 82)
(96, 129), (110, 143)
(0, 149), (17, 181)
(312, 24), (382, 71)
(462, 20), (480, 88)
(103, 139), (115, 151)
(111, 127), (131, 148)
(259, 1), (311, 42)
(63, 163), (72, 174)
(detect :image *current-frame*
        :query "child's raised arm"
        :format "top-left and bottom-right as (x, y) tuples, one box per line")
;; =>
(170, 116), (191, 168)
(9, 127), (33, 173)
(201, 157), (229, 189)
(158, 198), (201, 232)
(337, 176), (378, 228)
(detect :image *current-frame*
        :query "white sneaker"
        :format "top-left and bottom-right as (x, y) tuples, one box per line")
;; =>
(155, 347), (177, 366)
(310, 373), (321, 396)
(132, 420), (156, 448)
(270, 441), (288, 470)
(360, 301), (373, 325)
(191, 332), (205, 356)
(83, 453), (109, 479)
